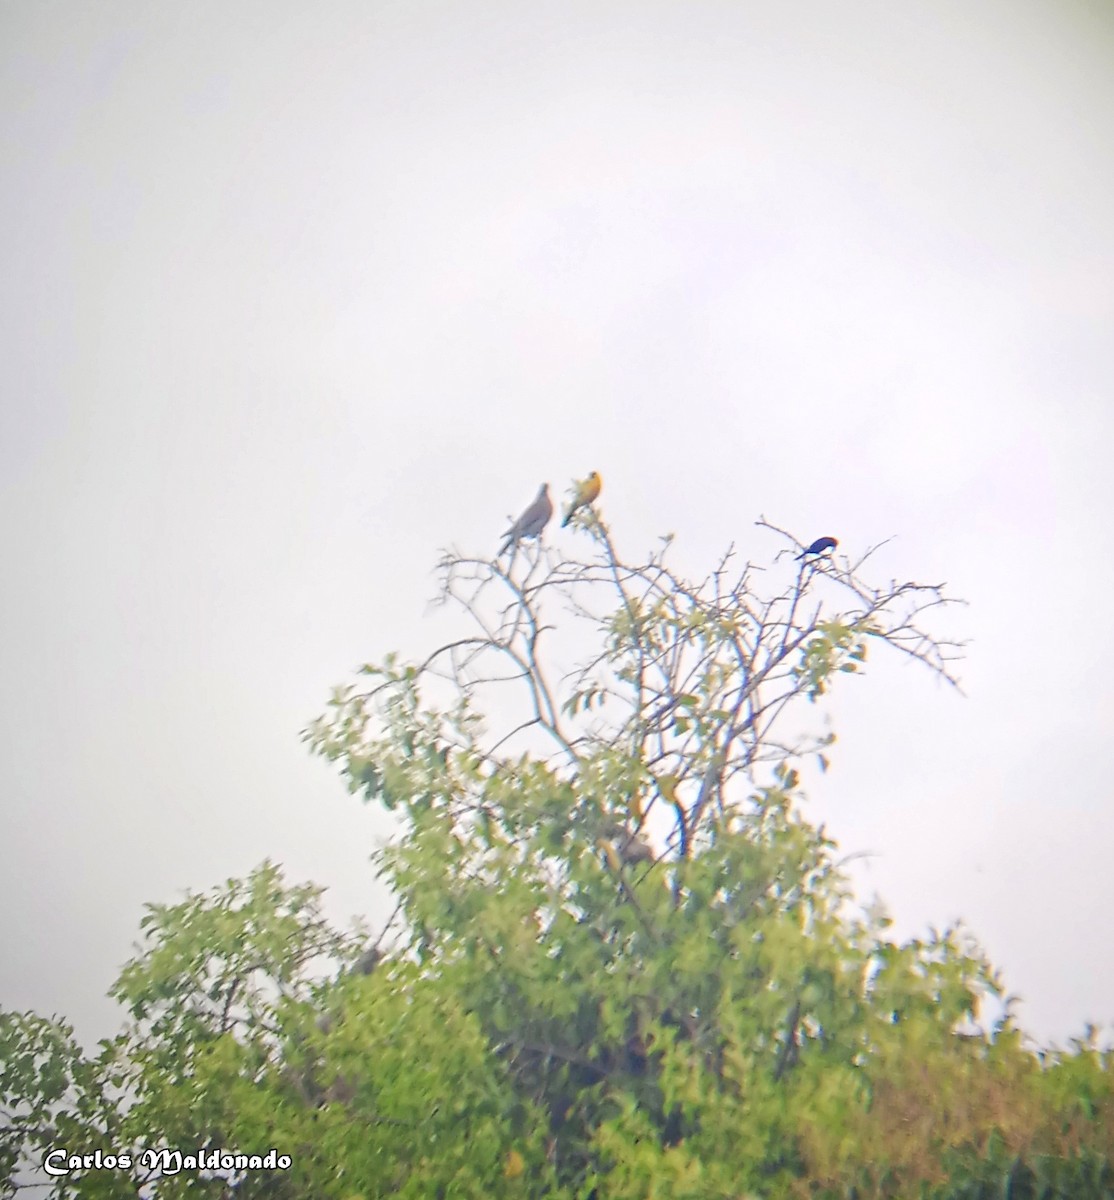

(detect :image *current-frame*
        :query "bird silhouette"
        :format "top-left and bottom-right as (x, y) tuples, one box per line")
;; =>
(561, 471), (602, 527)
(498, 483), (553, 555)
(796, 536), (838, 560)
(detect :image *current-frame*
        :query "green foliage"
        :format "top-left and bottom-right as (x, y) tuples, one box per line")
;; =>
(0, 1010), (132, 1199)
(2, 525), (1110, 1198)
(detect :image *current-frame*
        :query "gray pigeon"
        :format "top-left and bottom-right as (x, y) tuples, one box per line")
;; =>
(498, 483), (553, 556)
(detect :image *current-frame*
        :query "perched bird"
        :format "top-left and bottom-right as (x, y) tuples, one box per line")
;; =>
(353, 946), (381, 976)
(561, 471), (602, 527)
(498, 483), (553, 555)
(796, 536), (838, 560)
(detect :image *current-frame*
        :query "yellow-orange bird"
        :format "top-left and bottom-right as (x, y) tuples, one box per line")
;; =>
(561, 471), (602, 527)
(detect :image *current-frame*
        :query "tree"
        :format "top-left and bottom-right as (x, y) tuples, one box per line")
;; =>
(3, 514), (1111, 1198)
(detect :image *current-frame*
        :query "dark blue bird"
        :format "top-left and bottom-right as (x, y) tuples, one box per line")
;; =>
(796, 536), (838, 560)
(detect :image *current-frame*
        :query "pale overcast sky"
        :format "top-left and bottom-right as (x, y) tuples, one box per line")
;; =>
(2, 0), (1112, 1049)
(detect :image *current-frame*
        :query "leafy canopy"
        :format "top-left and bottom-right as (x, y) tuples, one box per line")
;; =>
(3, 516), (1111, 1198)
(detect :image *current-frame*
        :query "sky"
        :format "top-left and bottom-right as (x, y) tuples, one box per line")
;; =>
(1, 0), (1112, 1051)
